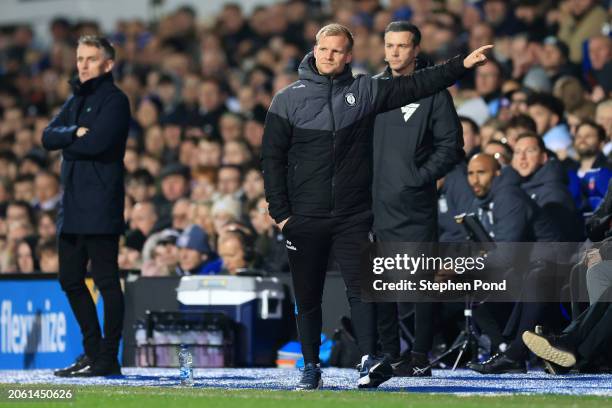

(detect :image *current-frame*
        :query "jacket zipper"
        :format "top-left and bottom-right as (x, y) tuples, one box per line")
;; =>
(328, 77), (336, 216)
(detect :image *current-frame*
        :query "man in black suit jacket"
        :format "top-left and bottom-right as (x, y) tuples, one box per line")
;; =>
(42, 36), (130, 377)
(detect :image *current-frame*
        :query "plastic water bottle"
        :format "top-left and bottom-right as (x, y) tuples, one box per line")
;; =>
(178, 345), (194, 386)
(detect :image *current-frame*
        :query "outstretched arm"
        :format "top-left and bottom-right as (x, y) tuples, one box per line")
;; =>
(372, 45), (493, 113)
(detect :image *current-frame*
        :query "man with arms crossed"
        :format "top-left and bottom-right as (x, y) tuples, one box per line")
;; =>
(43, 36), (130, 377)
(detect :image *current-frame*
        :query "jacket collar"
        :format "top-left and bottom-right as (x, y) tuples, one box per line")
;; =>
(378, 65), (393, 79)
(298, 52), (353, 85)
(521, 159), (565, 188)
(70, 71), (114, 96)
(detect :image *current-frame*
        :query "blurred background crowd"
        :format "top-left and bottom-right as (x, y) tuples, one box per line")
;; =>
(0, 0), (610, 275)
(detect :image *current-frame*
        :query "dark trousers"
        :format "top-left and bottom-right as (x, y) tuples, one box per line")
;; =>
(473, 302), (513, 351)
(504, 261), (567, 360)
(561, 285), (612, 363)
(374, 221), (438, 358)
(377, 302), (438, 357)
(504, 302), (557, 360)
(283, 210), (375, 364)
(376, 302), (401, 358)
(58, 233), (123, 362)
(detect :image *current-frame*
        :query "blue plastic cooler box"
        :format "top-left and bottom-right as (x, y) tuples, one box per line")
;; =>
(176, 275), (287, 366)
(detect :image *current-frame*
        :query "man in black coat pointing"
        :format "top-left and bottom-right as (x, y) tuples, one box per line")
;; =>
(42, 36), (130, 377)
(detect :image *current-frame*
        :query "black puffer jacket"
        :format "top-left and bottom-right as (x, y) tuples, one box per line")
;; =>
(469, 167), (561, 268)
(520, 159), (584, 241)
(262, 52), (467, 223)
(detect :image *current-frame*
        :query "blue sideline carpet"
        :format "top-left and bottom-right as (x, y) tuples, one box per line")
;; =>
(1, 367), (611, 396)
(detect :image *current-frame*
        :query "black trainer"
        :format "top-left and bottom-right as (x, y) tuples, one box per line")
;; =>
(392, 352), (432, 377)
(295, 363), (322, 390)
(467, 353), (527, 374)
(71, 359), (121, 377)
(53, 354), (93, 377)
(522, 331), (576, 368)
(357, 355), (393, 389)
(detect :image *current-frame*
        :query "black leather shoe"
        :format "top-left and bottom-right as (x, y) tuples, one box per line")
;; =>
(71, 359), (121, 377)
(467, 353), (527, 374)
(392, 352), (432, 377)
(53, 354), (94, 377)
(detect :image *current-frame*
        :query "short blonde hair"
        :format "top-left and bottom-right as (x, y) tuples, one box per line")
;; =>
(315, 23), (354, 51)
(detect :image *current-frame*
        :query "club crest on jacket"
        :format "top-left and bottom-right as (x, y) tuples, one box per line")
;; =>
(345, 93), (356, 106)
